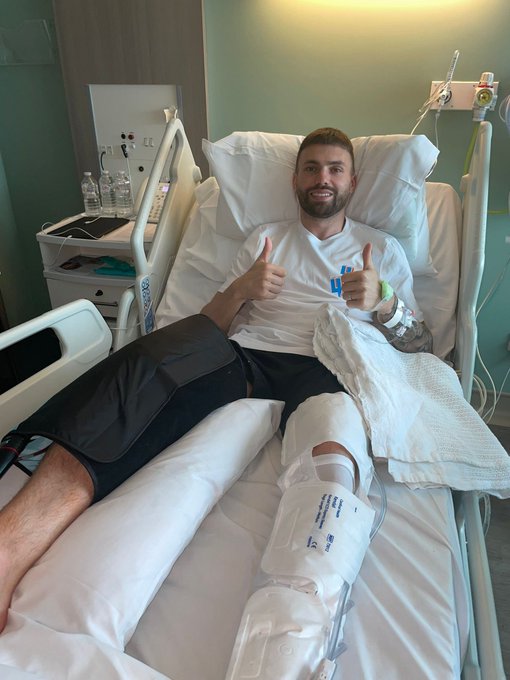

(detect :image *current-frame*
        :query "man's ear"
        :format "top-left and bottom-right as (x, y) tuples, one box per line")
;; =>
(350, 173), (357, 194)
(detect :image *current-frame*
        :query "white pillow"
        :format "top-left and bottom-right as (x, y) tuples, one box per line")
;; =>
(203, 131), (438, 276)
(155, 177), (240, 329)
(185, 178), (241, 282)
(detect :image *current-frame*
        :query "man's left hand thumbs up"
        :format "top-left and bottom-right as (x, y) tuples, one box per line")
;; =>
(341, 242), (382, 311)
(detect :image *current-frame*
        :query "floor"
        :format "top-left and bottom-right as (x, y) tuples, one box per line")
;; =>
(486, 424), (510, 677)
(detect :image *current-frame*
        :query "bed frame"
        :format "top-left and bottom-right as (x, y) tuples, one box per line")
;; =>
(0, 120), (504, 679)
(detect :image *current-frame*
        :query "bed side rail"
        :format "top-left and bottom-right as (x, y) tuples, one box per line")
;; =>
(0, 300), (111, 439)
(114, 111), (201, 350)
(455, 121), (506, 680)
(455, 121), (491, 403)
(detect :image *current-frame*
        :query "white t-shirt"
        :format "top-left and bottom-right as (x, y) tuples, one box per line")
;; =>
(220, 218), (421, 356)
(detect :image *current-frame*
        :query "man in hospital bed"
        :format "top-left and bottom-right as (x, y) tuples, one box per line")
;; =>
(0, 128), (432, 644)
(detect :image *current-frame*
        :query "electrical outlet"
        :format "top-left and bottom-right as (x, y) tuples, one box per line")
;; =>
(97, 144), (116, 155)
(429, 81), (499, 111)
(506, 236), (510, 244)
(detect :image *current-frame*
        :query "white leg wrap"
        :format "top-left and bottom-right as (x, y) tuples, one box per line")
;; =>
(226, 480), (375, 679)
(262, 481), (374, 613)
(226, 392), (376, 679)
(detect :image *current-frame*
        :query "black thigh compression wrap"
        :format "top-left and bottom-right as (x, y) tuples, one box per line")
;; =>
(13, 315), (247, 500)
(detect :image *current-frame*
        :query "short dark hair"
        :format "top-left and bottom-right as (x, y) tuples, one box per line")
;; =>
(295, 127), (355, 172)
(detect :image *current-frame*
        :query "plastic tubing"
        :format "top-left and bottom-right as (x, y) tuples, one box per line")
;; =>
(370, 468), (387, 540)
(326, 580), (350, 661)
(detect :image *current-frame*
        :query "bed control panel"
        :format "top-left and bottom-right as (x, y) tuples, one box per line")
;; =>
(134, 180), (171, 223)
(147, 182), (170, 223)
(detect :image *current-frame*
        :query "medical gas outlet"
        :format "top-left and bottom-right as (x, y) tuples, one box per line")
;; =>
(429, 79), (499, 111)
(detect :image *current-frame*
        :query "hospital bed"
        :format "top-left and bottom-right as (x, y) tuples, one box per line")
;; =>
(0, 117), (506, 680)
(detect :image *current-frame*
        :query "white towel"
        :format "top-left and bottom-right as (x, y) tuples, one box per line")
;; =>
(313, 304), (510, 498)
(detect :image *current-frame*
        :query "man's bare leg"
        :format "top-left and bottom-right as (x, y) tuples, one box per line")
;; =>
(0, 443), (94, 632)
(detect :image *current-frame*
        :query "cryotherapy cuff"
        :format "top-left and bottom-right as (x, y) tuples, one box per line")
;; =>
(262, 481), (375, 594)
(225, 482), (375, 679)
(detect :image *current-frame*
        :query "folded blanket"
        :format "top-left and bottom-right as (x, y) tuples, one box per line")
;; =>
(313, 304), (510, 498)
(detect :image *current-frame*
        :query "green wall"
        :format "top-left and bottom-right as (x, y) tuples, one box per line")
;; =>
(203, 0), (510, 391)
(0, 0), (81, 325)
(0, 0), (508, 393)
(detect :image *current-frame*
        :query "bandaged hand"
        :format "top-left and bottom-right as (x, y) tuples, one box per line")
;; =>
(233, 236), (286, 301)
(341, 243), (393, 313)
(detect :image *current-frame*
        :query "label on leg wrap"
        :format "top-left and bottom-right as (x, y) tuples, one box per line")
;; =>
(261, 481), (374, 613)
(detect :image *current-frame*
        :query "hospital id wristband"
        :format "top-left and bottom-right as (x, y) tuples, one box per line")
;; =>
(381, 297), (405, 329)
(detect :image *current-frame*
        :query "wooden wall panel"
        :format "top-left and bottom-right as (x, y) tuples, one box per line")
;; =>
(52, 0), (208, 178)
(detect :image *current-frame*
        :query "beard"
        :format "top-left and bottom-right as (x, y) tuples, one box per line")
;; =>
(296, 185), (351, 219)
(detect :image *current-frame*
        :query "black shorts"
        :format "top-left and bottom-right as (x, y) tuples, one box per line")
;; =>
(232, 344), (345, 432)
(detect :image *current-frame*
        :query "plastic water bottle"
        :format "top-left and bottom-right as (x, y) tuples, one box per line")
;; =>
(114, 170), (134, 218)
(81, 172), (101, 216)
(99, 170), (115, 216)
(99, 170), (116, 216)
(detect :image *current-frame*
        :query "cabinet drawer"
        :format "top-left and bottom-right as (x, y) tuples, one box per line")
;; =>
(45, 275), (133, 319)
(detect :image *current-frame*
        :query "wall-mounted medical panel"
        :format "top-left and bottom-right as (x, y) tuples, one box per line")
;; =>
(89, 84), (183, 200)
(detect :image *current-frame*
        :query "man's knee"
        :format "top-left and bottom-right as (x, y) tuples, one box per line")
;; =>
(312, 440), (354, 460)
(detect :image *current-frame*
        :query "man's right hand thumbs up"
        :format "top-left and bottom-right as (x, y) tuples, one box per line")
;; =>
(234, 235), (286, 301)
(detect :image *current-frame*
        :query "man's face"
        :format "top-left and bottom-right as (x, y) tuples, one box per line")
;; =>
(293, 144), (356, 219)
